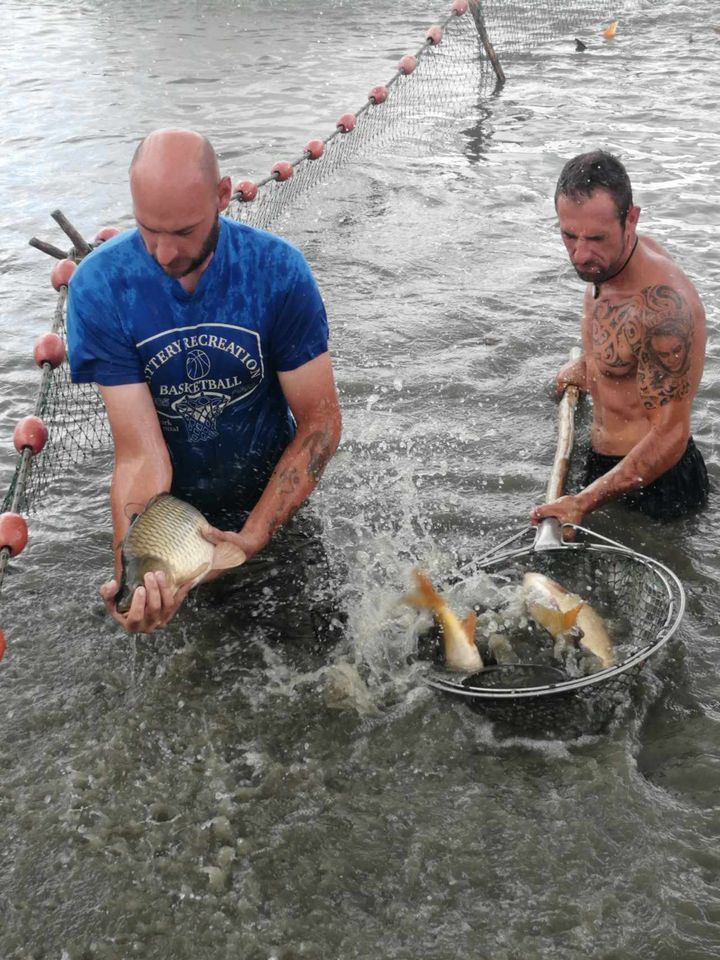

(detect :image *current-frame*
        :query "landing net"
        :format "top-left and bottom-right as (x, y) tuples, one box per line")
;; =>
(2, 0), (623, 572)
(424, 524), (685, 733)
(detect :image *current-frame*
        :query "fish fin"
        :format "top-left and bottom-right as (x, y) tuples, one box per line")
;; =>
(182, 562), (212, 587)
(602, 20), (618, 39)
(211, 542), (247, 571)
(462, 611), (478, 644)
(402, 570), (442, 612)
(560, 601), (584, 632)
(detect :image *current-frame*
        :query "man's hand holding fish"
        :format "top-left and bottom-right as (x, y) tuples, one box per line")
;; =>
(100, 569), (197, 634)
(103, 493), (247, 633)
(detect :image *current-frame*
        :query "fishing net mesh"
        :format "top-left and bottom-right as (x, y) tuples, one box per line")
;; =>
(3, 0), (619, 514)
(427, 535), (683, 733)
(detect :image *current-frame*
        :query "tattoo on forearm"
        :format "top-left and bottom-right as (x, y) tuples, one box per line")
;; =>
(267, 504), (298, 539)
(636, 285), (692, 408)
(277, 465), (301, 496)
(302, 430), (333, 481)
(265, 427), (334, 539)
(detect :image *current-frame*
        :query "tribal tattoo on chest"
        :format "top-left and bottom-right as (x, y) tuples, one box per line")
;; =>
(590, 284), (693, 408)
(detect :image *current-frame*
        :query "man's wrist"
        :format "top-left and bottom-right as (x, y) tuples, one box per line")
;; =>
(237, 519), (269, 557)
(575, 482), (607, 515)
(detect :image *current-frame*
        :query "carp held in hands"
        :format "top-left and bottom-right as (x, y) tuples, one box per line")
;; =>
(114, 493), (246, 613)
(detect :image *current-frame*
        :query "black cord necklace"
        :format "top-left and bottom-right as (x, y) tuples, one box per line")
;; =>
(592, 236), (639, 299)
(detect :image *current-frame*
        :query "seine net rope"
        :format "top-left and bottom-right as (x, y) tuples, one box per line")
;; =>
(2, 0), (621, 539)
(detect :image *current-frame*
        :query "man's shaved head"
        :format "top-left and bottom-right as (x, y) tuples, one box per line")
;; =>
(129, 129), (232, 286)
(130, 129), (220, 191)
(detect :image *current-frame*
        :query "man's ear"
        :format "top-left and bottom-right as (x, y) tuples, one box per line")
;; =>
(626, 204), (641, 229)
(217, 175), (233, 212)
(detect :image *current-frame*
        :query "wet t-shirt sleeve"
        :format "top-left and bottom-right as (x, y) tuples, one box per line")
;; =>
(67, 252), (145, 385)
(267, 245), (329, 372)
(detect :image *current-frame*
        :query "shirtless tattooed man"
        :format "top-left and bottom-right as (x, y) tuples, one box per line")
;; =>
(531, 150), (708, 529)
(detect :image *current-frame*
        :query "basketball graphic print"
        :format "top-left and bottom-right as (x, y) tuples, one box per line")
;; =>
(186, 349), (211, 381)
(174, 393), (228, 442)
(142, 325), (265, 442)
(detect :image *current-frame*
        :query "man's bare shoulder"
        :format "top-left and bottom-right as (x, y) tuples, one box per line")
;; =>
(639, 233), (670, 258)
(640, 235), (704, 315)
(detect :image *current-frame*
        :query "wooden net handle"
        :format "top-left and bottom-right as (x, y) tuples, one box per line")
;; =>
(545, 347), (581, 503)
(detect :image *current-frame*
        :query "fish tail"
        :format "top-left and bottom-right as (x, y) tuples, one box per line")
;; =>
(403, 570), (443, 614)
(462, 610), (478, 643)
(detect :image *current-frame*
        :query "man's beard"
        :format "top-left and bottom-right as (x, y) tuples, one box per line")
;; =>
(573, 263), (613, 285)
(573, 237), (630, 286)
(158, 214), (220, 278)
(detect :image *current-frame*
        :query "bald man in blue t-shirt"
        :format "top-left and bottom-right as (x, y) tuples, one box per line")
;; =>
(67, 129), (342, 634)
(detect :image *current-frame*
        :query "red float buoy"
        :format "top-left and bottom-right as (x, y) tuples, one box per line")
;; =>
(398, 55), (417, 75)
(234, 179), (258, 201)
(13, 415), (48, 456)
(336, 113), (356, 133)
(368, 85), (389, 104)
(451, 0), (468, 15)
(0, 512), (28, 557)
(271, 161), (294, 182)
(304, 139), (325, 160)
(33, 332), (66, 369)
(50, 258), (76, 291)
(94, 226), (121, 243)
(426, 25), (443, 44)
(0, 629), (6, 662)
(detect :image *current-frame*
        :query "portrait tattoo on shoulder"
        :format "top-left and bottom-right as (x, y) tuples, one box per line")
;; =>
(636, 285), (693, 409)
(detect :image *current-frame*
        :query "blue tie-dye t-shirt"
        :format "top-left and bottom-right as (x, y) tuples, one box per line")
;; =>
(67, 217), (329, 520)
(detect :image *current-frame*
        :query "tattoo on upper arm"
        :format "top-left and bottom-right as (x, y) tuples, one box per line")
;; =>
(636, 285), (693, 408)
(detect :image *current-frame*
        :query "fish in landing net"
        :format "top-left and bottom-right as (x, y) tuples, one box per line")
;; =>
(115, 493), (247, 613)
(404, 570), (482, 672)
(522, 572), (614, 668)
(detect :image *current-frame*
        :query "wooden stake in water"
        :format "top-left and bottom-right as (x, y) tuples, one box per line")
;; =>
(469, 1), (506, 84)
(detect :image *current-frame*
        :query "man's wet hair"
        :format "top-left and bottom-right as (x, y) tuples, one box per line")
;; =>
(555, 150), (634, 226)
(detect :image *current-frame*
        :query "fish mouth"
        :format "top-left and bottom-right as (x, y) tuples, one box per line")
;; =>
(114, 583), (133, 614)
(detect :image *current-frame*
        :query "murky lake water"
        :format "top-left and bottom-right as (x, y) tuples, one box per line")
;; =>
(1, 1), (720, 957)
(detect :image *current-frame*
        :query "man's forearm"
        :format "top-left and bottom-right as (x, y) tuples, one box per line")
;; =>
(240, 413), (341, 554)
(576, 424), (688, 514)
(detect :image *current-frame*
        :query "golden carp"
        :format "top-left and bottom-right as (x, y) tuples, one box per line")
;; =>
(404, 570), (482, 672)
(115, 493), (246, 613)
(522, 572), (614, 668)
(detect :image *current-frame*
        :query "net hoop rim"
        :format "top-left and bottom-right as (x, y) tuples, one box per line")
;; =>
(426, 524), (686, 701)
